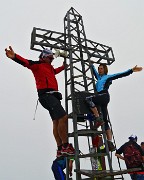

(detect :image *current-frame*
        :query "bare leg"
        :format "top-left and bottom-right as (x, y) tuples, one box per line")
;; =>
(90, 107), (100, 117)
(106, 129), (115, 151)
(53, 120), (62, 146)
(85, 97), (100, 117)
(58, 115), (75, 155)
(106, 129), (112, 141)
(58, 114), (68, 144)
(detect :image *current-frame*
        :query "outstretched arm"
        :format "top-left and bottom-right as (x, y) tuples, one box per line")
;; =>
(132, 65), (143, 72)
(115, 145), (125, 161)
(5, 46), (15, 59)
(115, 153), (125, 160)
(5, 46), (30, 67)
(107, 65), (142, 82)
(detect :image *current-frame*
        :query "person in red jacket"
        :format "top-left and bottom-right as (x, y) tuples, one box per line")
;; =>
(141, 142), (144, 152)
(115, 135), (144, 180)
(5, 46), (75, 157)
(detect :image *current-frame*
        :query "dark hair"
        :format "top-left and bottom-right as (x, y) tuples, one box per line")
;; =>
(98, 63), (108, 74)
(141, 142), (144, 145)
(129, 136), (137, 142)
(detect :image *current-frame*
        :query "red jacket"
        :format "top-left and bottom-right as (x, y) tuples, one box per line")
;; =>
(13, 54), (65, 95)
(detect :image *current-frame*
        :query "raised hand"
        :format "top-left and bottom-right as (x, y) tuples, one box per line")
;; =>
(5, 46), (15, 59)
(63, 61), (69, 68)
(90, 60), (95, 64)
(132, 65), (143, 72)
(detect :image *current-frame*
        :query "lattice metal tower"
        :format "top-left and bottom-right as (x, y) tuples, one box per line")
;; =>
(30, 7), (139, 180)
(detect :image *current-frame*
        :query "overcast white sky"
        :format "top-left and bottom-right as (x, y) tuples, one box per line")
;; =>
(0, 0), (144, 180)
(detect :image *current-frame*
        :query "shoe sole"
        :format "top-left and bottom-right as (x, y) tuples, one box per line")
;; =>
(109, 148), (116, 152)
(56, 154), (63, 157)
(61, 152), (75, 156)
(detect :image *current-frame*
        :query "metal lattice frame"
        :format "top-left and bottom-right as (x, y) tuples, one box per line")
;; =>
(30, 7), (125, 180)
(63, 8), (115, 180)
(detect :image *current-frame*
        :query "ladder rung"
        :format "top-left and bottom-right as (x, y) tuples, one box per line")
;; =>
(74, 168), (142, 178)
(68, 129), (104, 137)
(78, 152), (108, 158)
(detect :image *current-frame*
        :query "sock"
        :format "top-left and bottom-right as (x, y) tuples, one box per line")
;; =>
(107, 140), (112, 142)
(58, 145), (62, 151)
(63, 142), (69, 148)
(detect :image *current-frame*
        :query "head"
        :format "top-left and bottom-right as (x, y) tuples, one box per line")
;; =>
(141, 142), (144, 150)
(39, 48), (54, 63)
(128, 135), (138, 142)
(98, 63), (108, 75)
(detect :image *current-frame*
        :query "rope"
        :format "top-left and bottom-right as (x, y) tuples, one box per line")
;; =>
(33, 99), (39, 120)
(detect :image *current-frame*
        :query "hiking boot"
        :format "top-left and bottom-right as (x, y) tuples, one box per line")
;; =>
(107, 141), (116, 152)
(100, 148), (107, 153)
(61, 143), (75, 156)
(99, 141), (116, 153)
(56, 150), (62, 157)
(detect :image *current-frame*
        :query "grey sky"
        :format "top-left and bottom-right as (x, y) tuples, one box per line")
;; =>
(0, 0), (144, 180)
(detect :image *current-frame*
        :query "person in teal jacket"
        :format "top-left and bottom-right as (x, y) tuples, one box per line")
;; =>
(86, 63), (142, 151)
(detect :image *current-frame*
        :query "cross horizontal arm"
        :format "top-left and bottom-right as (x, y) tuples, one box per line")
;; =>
(31, 27), (115, 64)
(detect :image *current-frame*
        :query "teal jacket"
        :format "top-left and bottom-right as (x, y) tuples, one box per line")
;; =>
(92, 65), (133, 92)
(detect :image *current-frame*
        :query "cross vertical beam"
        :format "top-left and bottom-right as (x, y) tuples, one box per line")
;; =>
(30, 7), (119, 180)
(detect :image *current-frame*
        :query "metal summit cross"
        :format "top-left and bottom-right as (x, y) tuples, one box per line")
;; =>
(30, 7), (126, 180)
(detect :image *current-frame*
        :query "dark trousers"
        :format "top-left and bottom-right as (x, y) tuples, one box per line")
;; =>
(130, 174), (144, 180)
(92, 92), (110, 130)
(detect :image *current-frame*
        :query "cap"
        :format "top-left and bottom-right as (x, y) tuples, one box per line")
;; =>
(128, 134), (137, 141)
(39, 48), (53, 59)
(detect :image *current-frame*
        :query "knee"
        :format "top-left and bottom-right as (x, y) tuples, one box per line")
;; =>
(59, 115), (68, 124)
(53, 120), (58, 129)
(85, 97), (95, 108)
(63, 114), (68, 121)
(104, 123), (110, 131)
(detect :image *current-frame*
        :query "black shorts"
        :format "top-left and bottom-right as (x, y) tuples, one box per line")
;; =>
(39, 93), (66, 120)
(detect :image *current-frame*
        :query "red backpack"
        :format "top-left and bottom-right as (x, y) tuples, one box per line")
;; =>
(123, 143), (143, 169)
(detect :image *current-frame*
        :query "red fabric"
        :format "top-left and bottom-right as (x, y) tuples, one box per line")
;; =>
(129, 172), (144, 174)
(15, 54), (65, 91)
(92, 135), (100, 147)
(123, 143), (143, 169)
